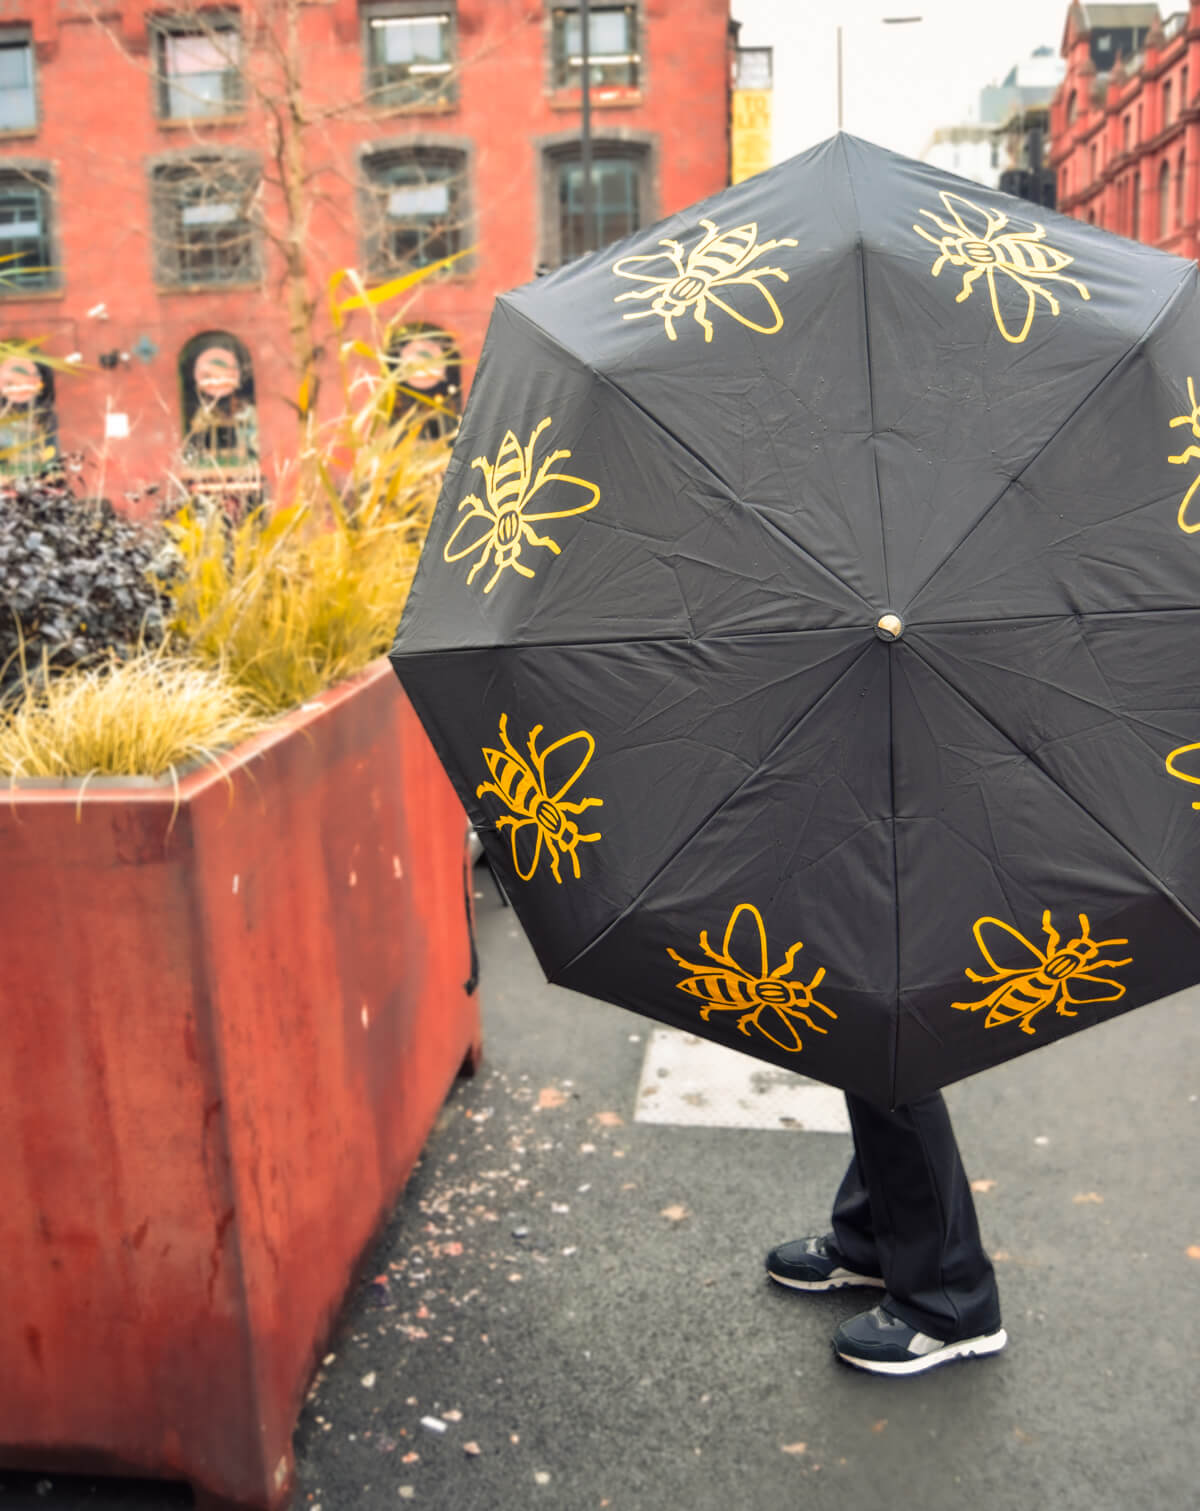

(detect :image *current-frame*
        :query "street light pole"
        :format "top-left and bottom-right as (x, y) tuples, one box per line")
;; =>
(837, 16), (922, 134)
(581, 0), (594, 254)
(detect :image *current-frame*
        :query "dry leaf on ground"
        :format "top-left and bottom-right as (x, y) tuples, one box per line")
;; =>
(1187, 1245), (1200, 1260)
(660, 1204), (690, 1223)
(594, 1110), (624, 1126)
(780, 1442), (807, 1455)
(537, 1087), (567, 1110)
(1072, 1192), (1104, 1204)
(970, 1178), (996, 1193)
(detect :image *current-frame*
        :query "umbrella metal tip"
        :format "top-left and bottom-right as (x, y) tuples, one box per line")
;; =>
(875, 613), (904, 642)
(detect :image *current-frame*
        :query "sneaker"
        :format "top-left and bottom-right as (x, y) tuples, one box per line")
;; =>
(765, 1234), (885, 1292)
(833, 1304), (1007, 1376)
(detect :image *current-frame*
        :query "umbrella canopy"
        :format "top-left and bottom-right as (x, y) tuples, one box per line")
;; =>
(390, 133), (1200, 1108)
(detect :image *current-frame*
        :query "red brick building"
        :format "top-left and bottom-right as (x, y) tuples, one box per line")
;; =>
(1051, 3), (1200, 259)
(0, 0), (734, 507)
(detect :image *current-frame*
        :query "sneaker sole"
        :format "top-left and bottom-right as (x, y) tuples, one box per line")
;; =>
(767, 1268), (886, 1293)
(834, 1327), (1008, 1376)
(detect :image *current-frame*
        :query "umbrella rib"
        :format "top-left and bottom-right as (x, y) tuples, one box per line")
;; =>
(546, 640), (880, 983)
(906, 260), (1200, 616)
(841, 135), (892, 609)
(902, 641), (1200, 937)
(498, 298), (876, 620)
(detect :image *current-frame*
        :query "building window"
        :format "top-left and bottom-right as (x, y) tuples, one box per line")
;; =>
(1123, 114), (1131, 151)
(1066, 89), (1077, 125)
(1176, 148), (1186, 227)
(1183, 67), (1190, 112)
(0, 32), (35, 131)
(387, 321), (460, 436)
(1089, 143), (1097, 181)
(362, 145), (466, 276)
(0, 353), (54, 473)
(551, 4), (639, 90)
(1132, 169), (1141, 237)
(363, 4), (456, 110)
(179, 331), (258, 470)
(1163, 79), (1173, 128)
(1159, 158), (1171, 237)
(151, 157), (260, 287)
(1136, 102), (1143, 140)
(0, 171), (54, 291)
(547, 145), (647, 265)
(153, 17), (242, 121)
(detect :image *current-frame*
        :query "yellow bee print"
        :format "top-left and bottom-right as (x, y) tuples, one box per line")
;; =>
(667, 902), (836, 1054)
(1166, 741), (1200, 807)
(612, 218), (798, 343)
(952, 910), (1131, 1035)
(476, 713), (602, 884)
(442, 417), (600, 593)
(914, 191), (1090, 344)
(1166, 376), (1200, 534)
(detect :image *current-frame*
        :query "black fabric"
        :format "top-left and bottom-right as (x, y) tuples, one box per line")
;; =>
(830, 1092), (1001, 1339)
(392, 131), (1200, 1107)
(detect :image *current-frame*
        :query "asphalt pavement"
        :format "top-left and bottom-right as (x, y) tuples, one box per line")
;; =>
(3, 872), (1197, 1511)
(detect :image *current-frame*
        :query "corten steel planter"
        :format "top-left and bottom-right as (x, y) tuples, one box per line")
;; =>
(0, 661), (481, 1511)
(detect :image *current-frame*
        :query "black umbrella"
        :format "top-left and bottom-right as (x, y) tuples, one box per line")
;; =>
(390, 134), (1200, 1108)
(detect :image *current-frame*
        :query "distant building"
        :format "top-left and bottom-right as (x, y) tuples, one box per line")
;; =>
(0, 0), (736, 505)
(923, 45), (1063, 190)
(1049, 2), (1200, 259)
(991, 47), (1066, 209)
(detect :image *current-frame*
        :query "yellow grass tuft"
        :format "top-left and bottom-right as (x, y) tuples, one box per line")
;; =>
(0, 654), (264, 780)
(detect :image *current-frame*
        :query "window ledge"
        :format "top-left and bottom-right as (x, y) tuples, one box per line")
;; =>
(549, 87), (642, 110)
(0, 125), (39, 141)
(156, 281), (263, 295)
(157, 113), (248, 131)
(0, 287), (64, 302)
(366, 99), (459, 119)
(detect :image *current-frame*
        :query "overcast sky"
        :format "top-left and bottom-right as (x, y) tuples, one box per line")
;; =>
(731, 0), (1070, 163)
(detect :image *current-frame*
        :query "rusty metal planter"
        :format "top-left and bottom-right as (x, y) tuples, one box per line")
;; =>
(0, 662), (481, 1510)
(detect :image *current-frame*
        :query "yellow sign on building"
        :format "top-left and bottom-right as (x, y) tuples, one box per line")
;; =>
(732, 89), (773, 184)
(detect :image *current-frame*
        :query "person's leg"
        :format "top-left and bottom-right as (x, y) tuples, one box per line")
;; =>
(842, 1090), (1001, 1339)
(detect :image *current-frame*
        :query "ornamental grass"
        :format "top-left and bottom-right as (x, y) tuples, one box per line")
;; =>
(0, 651), (262, 780)
(0, 262), (458, 777)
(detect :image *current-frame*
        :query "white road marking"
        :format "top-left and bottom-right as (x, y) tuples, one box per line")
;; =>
(633, 1028), (850, 1133)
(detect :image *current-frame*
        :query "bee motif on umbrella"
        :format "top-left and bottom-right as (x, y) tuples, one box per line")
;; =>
(476, 713), (603, 884)
(1166, 741), (1200, 808)
(952, 911), (1131, 1035)
(442, 416), (600, 593)
(667, 903), (836, 1053)
(1166, 375), (1200, 534)
(914, 191), (1090, 344)
(612, 218), (798, 343)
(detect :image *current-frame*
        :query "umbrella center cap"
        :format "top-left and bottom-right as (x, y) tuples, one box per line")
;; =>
(875, 613), (904, 642)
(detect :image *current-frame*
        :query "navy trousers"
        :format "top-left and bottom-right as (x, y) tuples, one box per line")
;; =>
(830, 1091), (1002, 1340)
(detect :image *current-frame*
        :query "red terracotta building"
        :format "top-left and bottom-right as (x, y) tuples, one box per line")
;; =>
(1051, 2), (1200, 260)
(0, 0), (734, 506)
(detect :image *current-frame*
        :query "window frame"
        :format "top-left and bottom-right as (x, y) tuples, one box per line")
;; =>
(0, 165), (58, 295)
(151, 13), (244, 124)
(359, 139), (470, 279)
(0, 29), (37, 135)
(549, 3), (641, 92)
(362, 2), (458, 113)
(538, 133), (655, 270)
(149, 152), (262, 290)
(178, 329), (259, 473)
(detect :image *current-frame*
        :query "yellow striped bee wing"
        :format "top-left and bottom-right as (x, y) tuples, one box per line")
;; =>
(1061, 972), (1127, 1006)
(506, 817), (545, 881)
(536, 729), (597, 804)
(703, 281), (789, 337)
(969, 917), (1047, 976)
(722, 902), (772, 981)
(937, 191), (1010, 242)
(521, 469), (601, 523)
(442, 494), (498, 563)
